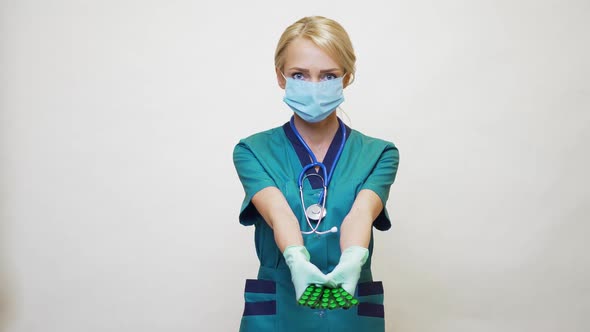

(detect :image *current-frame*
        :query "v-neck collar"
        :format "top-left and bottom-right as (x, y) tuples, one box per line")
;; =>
(282, 119), (351, 189)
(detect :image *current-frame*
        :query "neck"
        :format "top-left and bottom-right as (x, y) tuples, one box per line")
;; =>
(293, 113), (340, 147)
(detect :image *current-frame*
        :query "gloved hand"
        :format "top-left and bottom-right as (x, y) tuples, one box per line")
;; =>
(283, 245), (330, 300)
(326, 246), (369, 295)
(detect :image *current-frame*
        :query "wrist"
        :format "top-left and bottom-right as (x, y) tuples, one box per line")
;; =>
(341, 246), (369, 265)
(283, 245), (311, 266)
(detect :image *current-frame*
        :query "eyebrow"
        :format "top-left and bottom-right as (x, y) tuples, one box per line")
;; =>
(288, 67), (341, 73)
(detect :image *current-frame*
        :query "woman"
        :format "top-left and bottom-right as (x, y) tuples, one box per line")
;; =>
(233, 16), (400, 332)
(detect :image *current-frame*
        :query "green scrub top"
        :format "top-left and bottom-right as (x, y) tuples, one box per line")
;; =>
(233, 121), (399, 332)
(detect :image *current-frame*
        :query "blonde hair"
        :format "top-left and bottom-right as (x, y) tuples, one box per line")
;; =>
(274, 16), (356, 85)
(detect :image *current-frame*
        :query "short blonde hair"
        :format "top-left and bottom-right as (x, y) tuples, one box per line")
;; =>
(274, 16), (356, 85)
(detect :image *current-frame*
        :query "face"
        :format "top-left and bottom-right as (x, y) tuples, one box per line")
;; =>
(276, 37), (347, 88)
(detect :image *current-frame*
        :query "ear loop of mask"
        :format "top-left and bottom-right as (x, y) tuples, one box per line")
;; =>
(338, 72), (352, 126)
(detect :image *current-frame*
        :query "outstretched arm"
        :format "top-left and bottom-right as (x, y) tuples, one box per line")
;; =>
(327, 189), (383, 294)
(251, 186), (303, 252)
(251, 186), (329, 299)
(339, 189), (384, 250)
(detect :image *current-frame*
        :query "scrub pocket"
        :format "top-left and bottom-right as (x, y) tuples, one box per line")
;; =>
(355, 281), (385, 331)
(328, 281), (385, 331)
(239, 279), (277, 332)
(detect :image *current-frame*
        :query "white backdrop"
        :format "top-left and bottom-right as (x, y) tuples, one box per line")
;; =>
(1, 0), (589, 331)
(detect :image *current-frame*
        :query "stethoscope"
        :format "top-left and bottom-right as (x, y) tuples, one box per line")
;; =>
(290, 116), (346, 235)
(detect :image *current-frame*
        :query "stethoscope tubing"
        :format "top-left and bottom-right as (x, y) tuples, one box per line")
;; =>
(290, 116), (346, 234)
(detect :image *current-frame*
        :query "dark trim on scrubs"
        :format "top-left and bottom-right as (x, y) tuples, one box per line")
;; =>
(243, 301), (277, 316)
(282, 118), (351, 189)
(358, 281), (384, 296)
(244, 279), (276, 294)
(357, 302), (385, 318)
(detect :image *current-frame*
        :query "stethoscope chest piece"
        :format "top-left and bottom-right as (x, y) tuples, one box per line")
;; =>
(305, 203), (326, 221)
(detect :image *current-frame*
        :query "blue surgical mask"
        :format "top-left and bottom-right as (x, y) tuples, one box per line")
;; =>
(282, 74), (345, 123)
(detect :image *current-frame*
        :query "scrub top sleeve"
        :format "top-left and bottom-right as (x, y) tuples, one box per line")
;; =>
(233, 142), (277, 226)
(360, 143), (400, 231)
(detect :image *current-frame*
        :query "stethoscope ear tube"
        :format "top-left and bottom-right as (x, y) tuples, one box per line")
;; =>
(298, 162), (327, 187)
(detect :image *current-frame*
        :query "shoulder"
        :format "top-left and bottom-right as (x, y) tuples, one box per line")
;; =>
(348, 129), (398, 152)
(235, 126), (285, 149)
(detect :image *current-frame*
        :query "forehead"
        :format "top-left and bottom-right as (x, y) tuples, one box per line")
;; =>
(284, 37), (340, 71)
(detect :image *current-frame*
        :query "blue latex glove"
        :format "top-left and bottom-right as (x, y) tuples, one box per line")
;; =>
(326, 246), (369, 295)
(283, 245), (330, 300)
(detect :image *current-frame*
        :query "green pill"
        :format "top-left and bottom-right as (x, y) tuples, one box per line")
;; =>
(300, 286), (361, 310)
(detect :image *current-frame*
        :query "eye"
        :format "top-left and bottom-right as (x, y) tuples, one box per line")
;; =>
(291, 72), (306, 80)
(322, 73), (338, 81)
